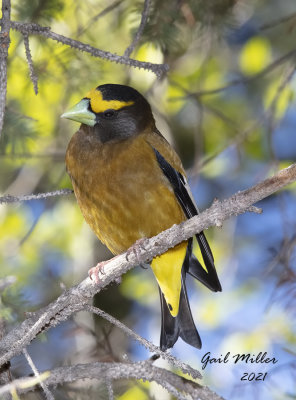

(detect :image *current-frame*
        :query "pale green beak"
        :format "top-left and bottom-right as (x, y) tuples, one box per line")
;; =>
(61, 98), (96, 127)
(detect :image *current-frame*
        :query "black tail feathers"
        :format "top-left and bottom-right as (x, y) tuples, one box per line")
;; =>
(159, 238), (222, 350)
(159, 270), (202, 351)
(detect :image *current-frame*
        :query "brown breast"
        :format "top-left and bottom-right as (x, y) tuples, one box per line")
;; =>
(66, 126), (186, 254)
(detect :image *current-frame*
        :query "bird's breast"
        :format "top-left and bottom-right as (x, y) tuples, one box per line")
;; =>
(66, 131), (185, 254)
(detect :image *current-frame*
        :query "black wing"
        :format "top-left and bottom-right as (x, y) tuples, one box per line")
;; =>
(153, 147), (222, 292)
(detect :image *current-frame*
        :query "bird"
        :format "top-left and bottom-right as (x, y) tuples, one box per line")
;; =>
(62, 83), (222, 350)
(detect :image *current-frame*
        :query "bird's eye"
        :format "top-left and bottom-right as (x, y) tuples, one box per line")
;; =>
(103, 109), (115, 118)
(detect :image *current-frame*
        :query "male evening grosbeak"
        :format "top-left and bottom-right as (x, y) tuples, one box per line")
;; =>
(62, 84), (222, 350)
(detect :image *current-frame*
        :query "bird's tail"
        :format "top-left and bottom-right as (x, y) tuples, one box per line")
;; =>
(159, 237), (222, 350)
(159, 268), (202, 350)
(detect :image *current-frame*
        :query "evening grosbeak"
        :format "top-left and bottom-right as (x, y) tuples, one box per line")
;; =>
(62, 84), (222, 350)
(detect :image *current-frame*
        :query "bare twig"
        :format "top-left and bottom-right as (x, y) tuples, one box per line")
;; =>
(22, 348), (54, 400)
(0, 189), (73, 204)
(22, 34), (38, 94)
(187, 48), (296, 98)
(124, 0), (151, 58)
(259, 12), (296, 31)
(106, 379), (114, 400)
(246, 206), (262, 214)
(0, 163), (295, 369)
(0, 0), (11, 137)
(190, 64), (296, 174)
(77, 0), (123, 37)
(265, 64), (296, 125)
(0, 360), (224, 400)
(0, 372), (50, 398)
(264, 64), (296, 163)
(86, 305), (201, 379)
(1, 19), (169, 78)
(0, 150), (65, 159)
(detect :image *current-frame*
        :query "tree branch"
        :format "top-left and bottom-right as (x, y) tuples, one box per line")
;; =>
(1, 19), (168, 78)
(191, 64), (296, 173)
(187, 48), (296, 98)
(0, 0), (11, 137)
(85, 305), (201, 379)
(259, 12), (296, 31)
(22, 348), (54, 400)
(0, 276), (15, 400)
(0, 360), (224, 400)
(0, 163), (295, 370)
(124, 0), (151, 58)
(22, 33), (38, 94)
(0, 189), (73, 204)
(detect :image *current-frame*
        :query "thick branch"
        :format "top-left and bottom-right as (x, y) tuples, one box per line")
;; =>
(0, 0), (11, 137)
(0, 163), (295, 368)
(0, 361), (224, 400)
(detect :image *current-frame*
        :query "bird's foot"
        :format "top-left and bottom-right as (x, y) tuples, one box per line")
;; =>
(126, 238), (149, 263)
(88, 260), (108, 284)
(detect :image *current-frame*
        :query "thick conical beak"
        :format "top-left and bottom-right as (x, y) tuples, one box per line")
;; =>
(61, 98), (96, 127)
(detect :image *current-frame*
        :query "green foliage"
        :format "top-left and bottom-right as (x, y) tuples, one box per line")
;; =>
(140, 0), (237, 55)
(2, 101), (38, 155)
(14, 0), (65, 23)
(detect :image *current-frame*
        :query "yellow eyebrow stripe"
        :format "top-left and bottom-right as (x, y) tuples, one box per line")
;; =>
(85, 88), (134, 113)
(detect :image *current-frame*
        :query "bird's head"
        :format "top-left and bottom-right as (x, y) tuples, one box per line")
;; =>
(61, 84), (155, 142)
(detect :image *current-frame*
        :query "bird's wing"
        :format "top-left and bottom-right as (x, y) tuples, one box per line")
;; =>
(152, 146), (222, 292)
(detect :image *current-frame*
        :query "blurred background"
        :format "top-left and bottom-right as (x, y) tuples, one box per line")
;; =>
(1, 0), (296, 398)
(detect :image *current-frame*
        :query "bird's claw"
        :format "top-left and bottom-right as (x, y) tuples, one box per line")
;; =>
(88, 261), (108, 284)
(126, 238), (148, 263)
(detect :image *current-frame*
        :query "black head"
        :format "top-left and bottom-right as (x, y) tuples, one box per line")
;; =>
(62, 84), (155, 143)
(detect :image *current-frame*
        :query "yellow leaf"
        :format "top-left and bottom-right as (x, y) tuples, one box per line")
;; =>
(239, 37), (271, 76)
